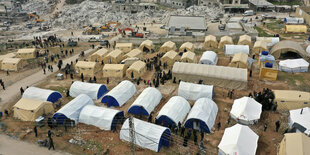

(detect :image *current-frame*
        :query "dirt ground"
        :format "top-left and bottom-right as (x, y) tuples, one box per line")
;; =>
(1, 39), (310, 154)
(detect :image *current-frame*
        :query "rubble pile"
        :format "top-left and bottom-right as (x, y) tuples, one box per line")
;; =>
(51, 0), (222, 29)
(22, 0), (55, 15)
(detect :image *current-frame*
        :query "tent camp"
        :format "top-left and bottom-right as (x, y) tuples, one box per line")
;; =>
(172, 62), (248, 90)
(256, 37), (279, 47)
(156, 96), (191, 127)
(199, 51), (218, 65)
(284, 17), (304, 24)
(1, 58), (23, 71)
(104, 49), (124, 64)
(13, 98), (54, 121)
(52, 94), (94, 124)
(204, 35), (218, 49)
(181, 51), (196, 63)
(224, 45), (250, 55)
(128, 87), (162, 116)
(159, 41), (177, 53)
(279, 133), (310, 155)
(120, 118), (170, 152)
(270, 40), (309, 59)
(289, 108), (310, 136)
(90, 48), (109, 62)
(273, 90), (310, 110)
(218, 124), (259, 155)
(238, 34), (252, 47)
(123, 49), (142, 59)
(75, 61), (101, 77)
(115, 43), (133, 53)
(126, 60), (146, 79)
(218, 36), (233, 49)
(22, 87), (62, 103)
(229, 52), (248, 69)
(103, 64), (126, 78)
(279, 59), (309, 73)
(79, 105), (124, 131)
(101, 80), (136, 107)
(184, 98), (218, 133)
(230, 97), (262, 125)
(17, 48), (36, 59)
(161, 50), (179, 67)
(0, 53), (16, 69)
(253, 41), (268, 54)
(284, 25), (307, 33)
(179, 42), (194, 52)
(69, 81), (108, 100)
(139, 40), (155, 53)
(178, 81), (213, 100)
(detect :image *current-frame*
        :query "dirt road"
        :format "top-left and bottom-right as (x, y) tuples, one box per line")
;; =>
(0, 134), (70, 155)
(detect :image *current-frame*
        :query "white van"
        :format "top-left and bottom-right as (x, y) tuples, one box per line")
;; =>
(243, 10), (254, 16)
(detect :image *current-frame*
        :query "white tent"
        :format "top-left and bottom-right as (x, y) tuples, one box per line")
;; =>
(156, 96), (191, 126)
(218, 124), (259, 155)
(79, 105), (124, 131)
(120, 118), (171, 152)
(101, 80), (136, 107)
(224, 45), (250, 55)
(184, 98), (218, 133)
(178, 81), (213, 101)
(128, 87), (162, 116)
(52, 94), (94, 124)
(230, 97), (262, 125)
(69, 81), (108, 100)
(279, 59), (309, 73)
(22, 87), (62, 103)
(199, 51), (218, 65)
(289, 107), (310, 136)
(284, 17), (304, 24)
(306, 45), (310, 55)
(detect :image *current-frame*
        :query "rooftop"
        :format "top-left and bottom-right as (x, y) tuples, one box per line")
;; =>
(249, 0), (274, 6)
(167, 15), (207, 30)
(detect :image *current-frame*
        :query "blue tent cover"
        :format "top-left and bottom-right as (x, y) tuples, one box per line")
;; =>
(158, 129), (170, 152)
(97, 85), (108, 99)
(101, 95), (119, 107)
(184, 118), (211, 133)
(52, 113), (68, 125)
(156, 115), (176, 127)
(111, 111), (125, 130)
(128, 106), (149, 116)
(47, 92), (63, 103)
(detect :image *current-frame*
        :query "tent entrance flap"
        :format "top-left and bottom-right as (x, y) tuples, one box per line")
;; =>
(184, 118), (210, 133)
(158, 129), (171, 152)
(52, 113), (68, 125)
(128, 106), (149, 116)
(156, 115), (176, 127)
(47, 92), (63, 103)
(97, 85), (108, 99)
(111, 111), (125, 130)
(101, 95), (119, 107)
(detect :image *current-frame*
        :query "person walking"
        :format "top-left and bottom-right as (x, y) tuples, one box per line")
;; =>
(20, 87), (24, 95)
(34, 126), (38, 137)
(48, 137), (55, 150)
(264, 124), (267, 131)
(275, 121), (280, 132)
(1, 81), (5, 90)
(181, 126), (185, 137)
(6, 70), (9, 76)
(107, 77), (109, 84)
(148, 113), (152, 123)
(217, 122), (221, 131)
(43, 68), (46, 74)
(93, 76), (97, 83)
(200, 131), (204, 142)
(81, 73), (84, 82)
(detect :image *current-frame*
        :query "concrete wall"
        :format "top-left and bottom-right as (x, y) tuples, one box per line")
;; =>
(296, 7), (310, 26)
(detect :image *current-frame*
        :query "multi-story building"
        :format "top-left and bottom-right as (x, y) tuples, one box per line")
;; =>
(198, 0), (220, 6)
(220, 0), (249, 13)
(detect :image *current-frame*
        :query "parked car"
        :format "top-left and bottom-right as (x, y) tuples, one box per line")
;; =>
(218, 24), (226, 31)
(211, 18), (220, 23)
(100, 40), (109, 46)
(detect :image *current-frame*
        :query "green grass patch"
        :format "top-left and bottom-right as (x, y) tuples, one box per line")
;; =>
(270, 0), (300, 5)
(266, 20), (284, 31)
(277, 72), (310, 91)
(254, 26), (274, 37)
(194, 49), (205, 55)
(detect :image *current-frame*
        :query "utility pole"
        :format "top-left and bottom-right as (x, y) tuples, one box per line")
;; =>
(129, 116), (136, 155)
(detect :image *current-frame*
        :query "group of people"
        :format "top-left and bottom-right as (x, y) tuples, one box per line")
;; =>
(249, 88), (275, 111)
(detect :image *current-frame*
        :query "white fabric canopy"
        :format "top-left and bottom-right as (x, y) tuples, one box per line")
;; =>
(307, 45), (310, 55)
(101, 80), (136, 107)
(178, 81), (213, 101)
(284, 17), (304, 24)
(279, 59), (309, 73)
(70, 81), (108, 100)
(225, 45), (250, 55)
(22, 87), (62, 103)
(120, 118), (170, 152)
(289, 108), (310, 136)
(53, 94), (94, 124)
(199, 51), (218, 65)
(230, 97), (262, 125)
(218, 124), (259, 155)
(128, 87), (162, 115)
(185, 98), (218, 133)
(79, 105), (124, 130)
(156, 96), (191, 125)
